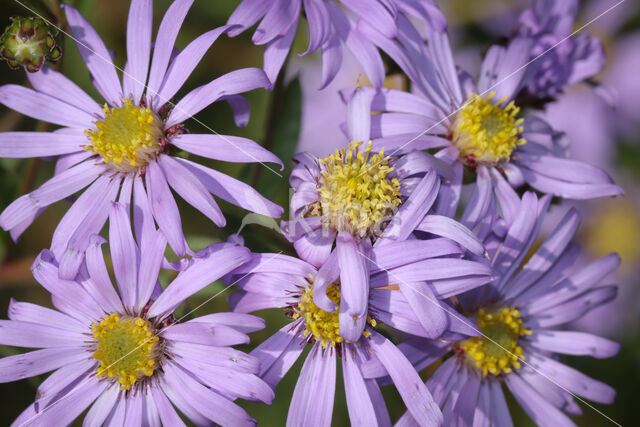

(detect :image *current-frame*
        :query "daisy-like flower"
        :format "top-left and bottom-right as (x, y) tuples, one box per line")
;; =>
(515, 0), (605, 100)
(226, 0), (446, 88)
(281, 88), (486, 341)
(363, 192), (620, 426)
(0, 202), (272, 426)
(353, 13), (622, 230)
(0, 0), (283, 279)
(226, 233), (493, 426)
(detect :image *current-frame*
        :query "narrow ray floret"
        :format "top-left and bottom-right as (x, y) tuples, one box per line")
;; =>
(0, 0), (283, 280)
(282, 88), (487, 342)
(226, 0), (446, 87)
(356, 3), (622, 230)
(224, 233), (493, 426)
(0, 202), (271, 426)
(363, 192), (620, 426)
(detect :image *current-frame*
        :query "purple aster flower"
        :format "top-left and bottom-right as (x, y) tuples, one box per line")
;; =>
(281, 88), (486, 341)
(363, 192), (620, 425)
(513, 0), (606, 100)
(0, 202), (271, 426)
(355, 15), (622, 230)
(225, 234), (493, 425)
(0, 0), (283, 279)
(226, 0), (446, 88)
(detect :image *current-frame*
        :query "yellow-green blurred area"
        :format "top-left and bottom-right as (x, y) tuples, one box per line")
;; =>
(0, 0), (638, 425)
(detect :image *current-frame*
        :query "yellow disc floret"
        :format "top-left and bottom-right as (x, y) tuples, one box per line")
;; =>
(293, 282), (376, 349)
(451, 92), (526, 164)
(317, 141), (402, 238)
(85, 99), (164, 173)
(458, 306), (532, 376)
(91, 313), (159, 390)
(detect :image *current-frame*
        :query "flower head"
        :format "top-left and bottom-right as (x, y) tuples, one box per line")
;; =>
(0, 0), (283, 279)
(225, 232), (493, 425)
(0, 202), (271, 426)
(0, 16), (62, 72)
(359, 8), (621, 230)
(366, 193), (620, 425)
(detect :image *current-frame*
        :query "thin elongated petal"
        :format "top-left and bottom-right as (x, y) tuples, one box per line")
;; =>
(135, 230), (166, 311)
(156, 26), (233, 104)
(85, 236), (126, 314)
(337, 233), (369, 342)
(147, 0), (193, 97)
(84, 385), (120, 427)
(148, 244), (251, 318)
(166, 68), (270, 127)
(398, 282), (447, 339)
(226, 0), (271, 36)
(0, 85), (95, 128)
(368, 332), (443, 426)
(0, 347), (85, 383)
(145, 160), (185, 256)
(251, 324), (307, 387)
(8, 299), (85, 333)
(0, 320), (85, 348)
(527, 331), (620, 359)
(287, 346), (336, 427)
(0, 132), (85, 158)
(170, 134), (282, 168)
(151, 385), (186, 427)
(417, 214), (485, 255)
(125, 0), (152, 103)
(343, 350), (379, 426)
(109, 202), (139, 309)
(27, 66), (101, 115)
(264, 16), (299, 85)
(158, 155), (225, 227)
(63, 4), (123, 105)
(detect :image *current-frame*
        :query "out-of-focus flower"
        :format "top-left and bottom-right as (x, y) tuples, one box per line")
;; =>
(514, 0), (605, 100)
(364, 192), (620, 425)
(226, 234), (493, 426)
(360, 15), (621, 231)
(0, 202), (271, 426)
(0, 16), (62, 72)
(281, 88), (486, 341)
(226, 0), (446, 88)
(0, 0), (283, 279)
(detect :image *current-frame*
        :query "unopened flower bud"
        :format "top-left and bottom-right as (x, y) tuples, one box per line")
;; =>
(0, 16), (62, 73)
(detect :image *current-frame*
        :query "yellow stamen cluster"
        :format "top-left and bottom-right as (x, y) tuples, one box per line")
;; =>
(458, 307), (532, 376)
(91, 313), (159, 390)
(85, 99), (164, 173)
(451, 92), (526, 164)
(293, 282), (376, 349)
(317, 141), (402, 238)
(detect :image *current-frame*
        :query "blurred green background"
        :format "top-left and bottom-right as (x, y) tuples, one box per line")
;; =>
(0, 0), (638, 425)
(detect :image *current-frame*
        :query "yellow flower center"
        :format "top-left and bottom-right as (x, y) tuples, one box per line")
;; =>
(451, 92), (526, 164)
(317, 141), (402, 238)
(458, 306), (531, 376)
(293, 282), (376, 349)
(91, 313), (159, 390)
(85, 99), (164, 173)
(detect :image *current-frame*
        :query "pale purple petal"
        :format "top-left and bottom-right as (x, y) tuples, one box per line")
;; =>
(264, 16), (299, 85)
(0, 84), (95, 128)
(417, 214), (485, 255)
(85, 235), (126, 314)
(63, 4), (123, 105)
(150, 385), (187, 427)
(505, 373), (575, 427)
(251, 324), (306, 388)
(27, 66), (101, 115)
(294, 228), (335, 268)
(162, 361), (255, 427)
(148, 244), (251, 318)
(370, 238), (462, 272)
(398, 282), (447, 339)
(287, 345), (336, 427)
(166, 68), (270, 127)
(346, 87), (374, 142)
(8, 299), (85, 333)
(158, 154), (225, 226)
(83, 385), (120, 427)
(135, 229), (166, 311)
(337, 233), (369, 342)
(527, 330), (620, 359)
(252, 0), (300, 45)
(0, 319), (85, 349)
(163, 322), (248, 347)
(302, 0), (331, 54)
(368, 332), (442, 425)
(145, 160), (185, 256)
(226, 0), (271, 36)
(146, 0), (193, 98)
(125, 0), (152, 104)
(170, 133), (282, 167)
(319, 34), (343, 90)
(0, 347), (85, 383)
(343, 349), (379, 426)
(108, 202), (140, 308)
(155, 26), (234, 104)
